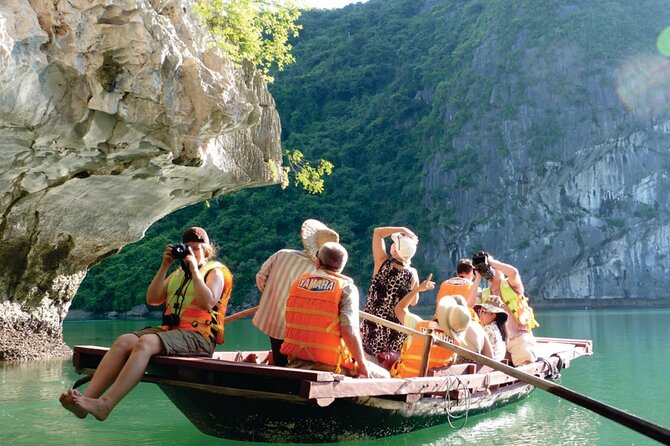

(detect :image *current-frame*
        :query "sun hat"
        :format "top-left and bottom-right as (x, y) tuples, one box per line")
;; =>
(391, 232), (417, 262)
(182, 227), (209, 244)
(435, 296), (470, 342)
(475, 295), (509, 325)
(462, 321), (486, 353)
(301, 219), (340, 261)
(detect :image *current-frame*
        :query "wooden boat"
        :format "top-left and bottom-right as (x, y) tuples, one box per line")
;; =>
(71, 336), (592, 443)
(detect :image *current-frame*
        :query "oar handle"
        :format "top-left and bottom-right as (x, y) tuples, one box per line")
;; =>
(359, 311), (670, 444)
(224, 305), (259, 323)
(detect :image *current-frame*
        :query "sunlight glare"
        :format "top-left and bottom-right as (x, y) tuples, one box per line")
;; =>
(657, 26), (670, 57)
(615, 53), (670, 118)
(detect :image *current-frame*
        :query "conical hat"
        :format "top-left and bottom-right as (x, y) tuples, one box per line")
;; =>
(301, 219), (340, 260)
(435, 296), (470, 342)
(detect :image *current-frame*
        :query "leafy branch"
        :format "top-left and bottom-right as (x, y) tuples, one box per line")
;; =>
(194, 0), (303, 82)
(270, 149), (334, 194)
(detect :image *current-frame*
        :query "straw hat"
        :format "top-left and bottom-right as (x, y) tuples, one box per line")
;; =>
(475, 295), (509, 325)
(390, 232), (417, 262)
(462, 321), (486, 353)
(435, 296), (470, 342)
(301, 219), (340, 261)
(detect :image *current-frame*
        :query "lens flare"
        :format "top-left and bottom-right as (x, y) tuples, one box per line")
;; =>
(657, 26), (670, 57)
(615, 53), (670, 118)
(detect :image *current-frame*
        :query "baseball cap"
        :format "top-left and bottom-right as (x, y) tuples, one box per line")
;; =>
(182, 227), (209, 244)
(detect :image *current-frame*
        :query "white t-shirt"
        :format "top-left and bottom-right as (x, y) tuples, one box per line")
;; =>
(483, 323), (506, 361)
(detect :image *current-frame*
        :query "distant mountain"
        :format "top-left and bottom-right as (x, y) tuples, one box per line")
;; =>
(76, 0), (670, 312)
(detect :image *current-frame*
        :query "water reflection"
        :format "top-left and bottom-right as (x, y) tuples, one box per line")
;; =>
(1, 310), (668, 446)
(1, 358), (70, 401)
(348, 396), (600, 446)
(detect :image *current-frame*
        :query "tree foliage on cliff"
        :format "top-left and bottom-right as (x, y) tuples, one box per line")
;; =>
(73, 0), (670, 313)
(194, 0), (302, 82)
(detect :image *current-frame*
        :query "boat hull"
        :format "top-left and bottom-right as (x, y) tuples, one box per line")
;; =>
(159, 381), (534, 443)
(71, 337), (592, 443)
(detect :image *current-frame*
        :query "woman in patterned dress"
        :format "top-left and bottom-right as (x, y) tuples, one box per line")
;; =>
(361, 226), (420, 358)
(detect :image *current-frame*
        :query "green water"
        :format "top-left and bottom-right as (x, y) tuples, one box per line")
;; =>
(1, 309), (669, 446)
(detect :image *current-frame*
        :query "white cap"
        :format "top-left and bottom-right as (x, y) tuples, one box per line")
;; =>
(391, 232), (417, 261)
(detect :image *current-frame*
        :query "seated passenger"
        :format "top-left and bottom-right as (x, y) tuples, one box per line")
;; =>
(474, 295), (508, 362)
(253, 219), (339, 367)
(60, 227), (231, 420)
(281, 242), (389, 378)
(448, 294), (492, 364)
(391, 275), (471, 378)
(361, 227), (420, 359)
(436, 258), (477, 308)
(467, 254), (538, 366)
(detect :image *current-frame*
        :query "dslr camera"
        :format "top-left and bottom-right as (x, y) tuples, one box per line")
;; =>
(171, 243), (189, 260)
(162, 313), (180, 327)
(472, 251), (495, 280)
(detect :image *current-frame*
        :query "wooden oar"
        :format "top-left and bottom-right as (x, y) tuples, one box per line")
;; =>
(224, 305), (259, 323)
(360, 310), (670, 444)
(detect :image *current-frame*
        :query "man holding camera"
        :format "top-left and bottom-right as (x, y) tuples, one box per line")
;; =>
(466, 254), (539, 366)
(60, 226), (231, 421)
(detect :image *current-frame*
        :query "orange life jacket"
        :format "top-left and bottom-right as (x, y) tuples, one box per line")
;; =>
(163, 261), (233, 344)
(391, 320), (457, 378)
(280, 271), (355, 373)
(436, 277), (474, 305)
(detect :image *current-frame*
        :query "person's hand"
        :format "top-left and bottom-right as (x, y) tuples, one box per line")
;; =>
(162, 245), (175, 267)
(356, 360), (370, 378)
(400, 227), (419, 243)
(418, 273), (435, 292)
(182, 246), (198, 273)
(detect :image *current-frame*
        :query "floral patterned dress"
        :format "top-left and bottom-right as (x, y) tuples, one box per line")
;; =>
(361, 259), (415, 355)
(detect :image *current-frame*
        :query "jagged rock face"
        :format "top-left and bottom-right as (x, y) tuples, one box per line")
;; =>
(0, 0), (282, 360)
(423, 8), (670, 304)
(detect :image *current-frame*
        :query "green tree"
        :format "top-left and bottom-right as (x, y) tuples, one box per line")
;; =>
(194, 0), (303, 82)
(273, 149), (334, 194)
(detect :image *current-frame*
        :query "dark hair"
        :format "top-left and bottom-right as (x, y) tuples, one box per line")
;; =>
(456, 258), (473, 276)
(495, 315), (508, 342)
(318, 242), (348, 272)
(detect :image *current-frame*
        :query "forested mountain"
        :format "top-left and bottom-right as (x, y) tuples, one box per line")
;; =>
(74, 0), (670, 313)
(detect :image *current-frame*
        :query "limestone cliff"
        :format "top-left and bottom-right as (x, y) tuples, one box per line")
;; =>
(422, 2), (670, 305)
(0, 0), (282, 360)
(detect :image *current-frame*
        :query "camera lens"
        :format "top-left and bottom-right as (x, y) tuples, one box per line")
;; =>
(162, 313), (180, 327)
(171, 243), (188, 259)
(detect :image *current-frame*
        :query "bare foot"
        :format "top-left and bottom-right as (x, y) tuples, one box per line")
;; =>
(72, 394), (112, 421)
(59, 389), (87, 419)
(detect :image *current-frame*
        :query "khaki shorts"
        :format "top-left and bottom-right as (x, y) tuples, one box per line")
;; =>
(507, 331), (537, 366)
(133, 326), (214, 357)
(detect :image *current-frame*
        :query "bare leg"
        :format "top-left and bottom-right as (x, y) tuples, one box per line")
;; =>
(60, 333), (138, 419)
(73, 334), (163, 421)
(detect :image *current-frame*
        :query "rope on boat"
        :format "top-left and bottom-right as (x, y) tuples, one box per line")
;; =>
(537, 357), (561, 382)
(550, 353), (564, 376)
(481, 372), (491, 394)
(442, 375), (471, 429)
